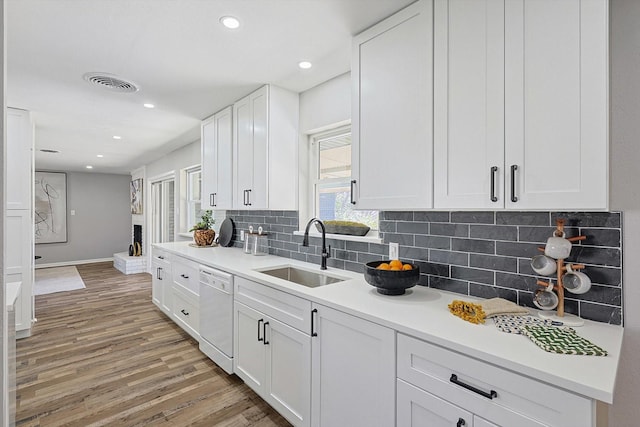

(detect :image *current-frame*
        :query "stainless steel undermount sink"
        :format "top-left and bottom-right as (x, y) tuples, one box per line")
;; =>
(257, 266), (347, 288)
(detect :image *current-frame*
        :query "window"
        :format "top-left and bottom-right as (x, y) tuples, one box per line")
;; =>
(312, 127), (378, 230)
(151, 177), (175, 243)
(185, 166), (202, 231)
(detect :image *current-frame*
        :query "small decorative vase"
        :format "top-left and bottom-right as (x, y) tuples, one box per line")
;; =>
(194, 229), (216, 246)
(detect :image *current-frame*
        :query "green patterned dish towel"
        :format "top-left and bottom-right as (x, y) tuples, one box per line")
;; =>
(520, 325), (608, 356)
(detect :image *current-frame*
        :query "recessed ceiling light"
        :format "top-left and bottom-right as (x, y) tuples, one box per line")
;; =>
(113, 135), (122, 140)
(298, 61), (312, 69)
(143, 103), (155, 109)
(86, 165), (93, 169)
(97, 154), (104, 158)
(220, 16), (240, 29)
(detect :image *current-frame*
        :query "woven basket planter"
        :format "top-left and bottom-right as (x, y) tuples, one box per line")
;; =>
(193, 229), (216, 246)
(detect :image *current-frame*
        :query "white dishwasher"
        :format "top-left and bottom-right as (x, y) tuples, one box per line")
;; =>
(199, 265), (234, 374)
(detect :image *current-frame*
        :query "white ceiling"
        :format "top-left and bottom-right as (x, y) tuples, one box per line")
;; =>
(7, 0), (414, 174)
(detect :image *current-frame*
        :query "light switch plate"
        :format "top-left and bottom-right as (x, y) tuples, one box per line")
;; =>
(389, 242), (399, 260)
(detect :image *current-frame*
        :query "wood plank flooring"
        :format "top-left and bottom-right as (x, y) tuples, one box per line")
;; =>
(16, 262), (291, 427)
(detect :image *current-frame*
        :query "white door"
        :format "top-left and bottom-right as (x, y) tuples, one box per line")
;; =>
(397, 379), (473, 427)
(234, 95), (254, 209)
(265, 317), (311, 427)
(504, 0), (608, 209)
(214, 106), (234, 209)
(352, 0), (433, 210)
(249, 86), (268, 209)
(234, 302), (266, 394)
(6, 108), (33, 211)
(433, 0), (505, 209)
(311, 304), (395, 427)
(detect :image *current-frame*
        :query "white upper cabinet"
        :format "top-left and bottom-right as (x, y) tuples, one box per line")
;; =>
(434, 0), (608, 210)
(504, 0), (608, 210)
(352, 0), (433, 210)
(201, 106), (233, 210)
(6, 108), (34, 210)
(233, 85), (298, 210)
(433, 0), (505, 209)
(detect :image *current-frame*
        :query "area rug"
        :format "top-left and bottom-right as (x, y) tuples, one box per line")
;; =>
(34, 266), (86, 296)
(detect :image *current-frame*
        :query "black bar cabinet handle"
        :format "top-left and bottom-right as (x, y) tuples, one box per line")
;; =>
(158, 255), (164, 260)
(258, 319), (264, 342)
(156, 267), (162, 280)
(181, 309), (189, 316)
(263, 321), (269, 345)
(490, 166), (498, 202)
(350, 180), (356, 205)
(311, 309), (318, 337)
(450, 374), (497, 400)
(247, 189), (252, 206)
(210, 193), (215, 207)
(457, 418), (466, 427)
(510, 164), (518, 202)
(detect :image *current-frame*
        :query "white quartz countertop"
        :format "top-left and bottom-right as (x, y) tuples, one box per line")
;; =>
(154, 242), (623, 404)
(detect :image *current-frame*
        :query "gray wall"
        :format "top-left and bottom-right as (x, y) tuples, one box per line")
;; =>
(35, 172), (131, 265)
(610, 0), (640, 424)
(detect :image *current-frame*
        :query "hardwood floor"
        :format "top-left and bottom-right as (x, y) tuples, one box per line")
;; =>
(17, 262), (291, 427)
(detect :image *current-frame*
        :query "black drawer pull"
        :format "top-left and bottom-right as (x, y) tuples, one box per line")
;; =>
(258, 319), (264, 342)
(181, 274), (189, 279)
(181, 309), (189, 316)
(350, 180), (356, 205)
(311, 309), (318, 337)
(450, 374), (497, 400)
(457, 418), (466, 427)
(490, 166), (498, 202)
(263, 321), (269, 345)
(510, 164), (518, 202)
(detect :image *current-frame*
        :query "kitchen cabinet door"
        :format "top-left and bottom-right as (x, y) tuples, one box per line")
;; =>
(311, 304), (395, 427)
(233, 85), (297, 210)
(265, 316), (311, 427)
(6, 108), (33, 211)
(151, 259), (171, 315)
(234, 302), (267, 393)
(504, 0), (608, 210)
(351, 0), (433, 210)
(433, 0), (505, 209)
(201, 106), (233, 210)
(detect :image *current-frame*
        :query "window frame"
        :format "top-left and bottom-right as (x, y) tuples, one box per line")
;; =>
(185, 165), (202, 232)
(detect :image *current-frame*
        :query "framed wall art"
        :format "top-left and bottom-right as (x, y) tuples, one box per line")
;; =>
(34, 171), (68, 244)
(131, 178), (143, 214)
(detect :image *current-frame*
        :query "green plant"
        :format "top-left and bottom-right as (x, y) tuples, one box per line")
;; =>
(189, 210), (215, 231)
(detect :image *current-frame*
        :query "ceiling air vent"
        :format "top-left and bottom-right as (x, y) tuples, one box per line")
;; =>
(83, 72), (139, 93)
(40, 149), (60, 153)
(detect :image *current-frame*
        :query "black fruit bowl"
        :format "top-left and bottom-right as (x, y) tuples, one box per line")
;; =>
(364, 261), (420, 295)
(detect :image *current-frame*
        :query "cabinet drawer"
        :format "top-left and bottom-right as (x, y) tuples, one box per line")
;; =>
(172, 258), (199, 295)
(152, 248), (171, 266)
(172, 285), (199, 339)
(397, 334), (593, 427)
(235, 276), (312, 334)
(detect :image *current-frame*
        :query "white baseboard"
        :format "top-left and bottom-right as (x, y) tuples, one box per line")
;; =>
(35, 257), (114, 269)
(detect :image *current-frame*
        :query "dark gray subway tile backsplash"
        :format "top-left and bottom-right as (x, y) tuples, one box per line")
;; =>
(225, 210), (623, 326)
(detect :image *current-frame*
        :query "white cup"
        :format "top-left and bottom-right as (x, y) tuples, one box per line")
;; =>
(533, 284), (559, 310)
(530, 255), (557, 276)
(544, 232), (572, 260)
(562, 264), (592, 294)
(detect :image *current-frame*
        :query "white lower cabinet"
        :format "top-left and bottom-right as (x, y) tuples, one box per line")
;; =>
(234, 278), (311, 427)
(398, 379), (498, 427)
(396, 333), (594, 427)
(310, 304), (395, 427)
(172, 284), (199, 341)
(151, 248), (171, 315)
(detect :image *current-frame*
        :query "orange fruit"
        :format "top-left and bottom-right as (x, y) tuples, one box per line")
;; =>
(402, 264), (413, 271)
(389, 260), (403, 269)
(377, 263), (391, 270)
(390, 266), (402, 271)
